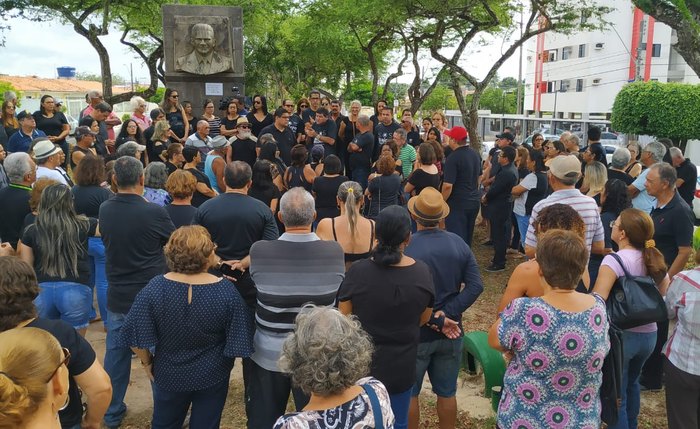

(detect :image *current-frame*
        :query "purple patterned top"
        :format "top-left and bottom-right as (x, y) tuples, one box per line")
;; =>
(497, 295), (610, 429)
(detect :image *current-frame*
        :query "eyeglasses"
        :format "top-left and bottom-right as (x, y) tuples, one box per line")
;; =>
(300, 104), (308, 108)
(238, 125), (251, 129)
(45, 347), (71, 383)
(609, 220), (620, 229)
(254, 100), (262, 104)
(284, 104), (294, 108)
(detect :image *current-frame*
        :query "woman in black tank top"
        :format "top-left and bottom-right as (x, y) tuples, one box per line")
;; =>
(316, 181), (376, 271)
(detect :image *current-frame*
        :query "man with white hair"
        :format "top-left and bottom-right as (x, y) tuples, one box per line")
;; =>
(0, 152), (35, 248)
(33, 138), (71, 185)
(607, 147), (634, 185)
(247, 187), (345, 428)
(628, 141), (667, 213)
(669, 146), (696, 206)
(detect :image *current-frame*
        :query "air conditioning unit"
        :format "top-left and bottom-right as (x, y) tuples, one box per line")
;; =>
(592, 78), (602, 86)
(595, 43), (604, 49)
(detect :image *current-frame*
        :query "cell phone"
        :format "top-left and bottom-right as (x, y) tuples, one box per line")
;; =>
(219, 262), (245, 279)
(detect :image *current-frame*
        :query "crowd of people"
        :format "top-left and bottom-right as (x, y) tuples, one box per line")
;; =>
(0, 88), (698, 429)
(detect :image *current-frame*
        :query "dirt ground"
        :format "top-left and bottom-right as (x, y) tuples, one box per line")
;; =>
(84, 228), (668, 429)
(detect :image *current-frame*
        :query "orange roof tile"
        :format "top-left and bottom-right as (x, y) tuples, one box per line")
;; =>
(0, 75), (126, 94)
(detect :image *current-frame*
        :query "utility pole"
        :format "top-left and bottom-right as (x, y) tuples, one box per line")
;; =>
(130, 63), (134, 92)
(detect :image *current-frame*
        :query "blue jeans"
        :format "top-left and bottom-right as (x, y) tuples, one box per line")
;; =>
(152, 377), (230, 429)
(389, 387), (413, 429)
(514, 213), (530, 250)
(608, 330), (656, 429)
(103, 311), (135, 427)
(34, 281), (92, 330)
(88, 237), (108, 326)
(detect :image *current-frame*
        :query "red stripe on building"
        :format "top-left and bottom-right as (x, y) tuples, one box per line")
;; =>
(629, 8), (644, 81)
(644, 16), (655, 81)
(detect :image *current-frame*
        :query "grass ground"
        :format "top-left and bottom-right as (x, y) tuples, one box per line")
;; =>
(109, 227), (668, 429)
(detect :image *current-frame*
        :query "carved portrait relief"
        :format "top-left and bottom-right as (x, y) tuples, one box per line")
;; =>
(174, 16), (233, 75)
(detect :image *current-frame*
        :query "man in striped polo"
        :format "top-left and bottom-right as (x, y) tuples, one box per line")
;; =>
(247, 187), (345, 428)
(524, 154), (604, 288)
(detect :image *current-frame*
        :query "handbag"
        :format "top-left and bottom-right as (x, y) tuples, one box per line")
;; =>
(606, 253), (668, 330)
(361, 382), (384, 429)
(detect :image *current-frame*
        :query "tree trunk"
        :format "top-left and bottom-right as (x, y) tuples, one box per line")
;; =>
(450, 70), (482, 151)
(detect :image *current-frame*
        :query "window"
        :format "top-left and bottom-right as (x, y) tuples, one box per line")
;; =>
(576, 79), (584, 92)
(560, 80), (571, 92)
(547, 81), (557, 93)
(652, 44), (661, 57)
(548, 50), (557, 62)
(562, 46), (573, 60)
(578, 44), (586, 58)
(640, 42), (647, 51)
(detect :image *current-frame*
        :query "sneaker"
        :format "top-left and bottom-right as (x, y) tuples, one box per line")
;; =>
(485, 263), (506, 272)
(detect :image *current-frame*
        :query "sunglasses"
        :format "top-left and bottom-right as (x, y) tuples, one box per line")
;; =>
(46, 347), (71, 383)
(284, 104), (294, 107)
(300, 104), (308, 108)
(238, 125), (251, 129)
(171, 95), (179, 98)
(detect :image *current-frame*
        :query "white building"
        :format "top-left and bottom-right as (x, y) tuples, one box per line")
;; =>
(523, 1), (700, 121)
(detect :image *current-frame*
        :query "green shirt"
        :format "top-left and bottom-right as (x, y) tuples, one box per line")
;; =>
(399, 144), (416, 178)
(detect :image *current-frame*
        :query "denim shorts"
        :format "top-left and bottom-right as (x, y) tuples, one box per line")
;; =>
(34, 281), (92, 330)
(412, 337), (463, 397)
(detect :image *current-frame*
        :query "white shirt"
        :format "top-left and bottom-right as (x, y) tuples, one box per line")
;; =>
(513, 173), (537, 216)
(36, 165), (68, 185)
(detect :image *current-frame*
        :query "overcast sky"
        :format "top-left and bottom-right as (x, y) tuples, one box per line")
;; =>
(0, 16), (521, 87)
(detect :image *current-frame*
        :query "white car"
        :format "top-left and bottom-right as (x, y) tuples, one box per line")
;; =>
(480, 140), (496, 161)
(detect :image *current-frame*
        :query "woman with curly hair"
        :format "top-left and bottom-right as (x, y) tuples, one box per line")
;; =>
(273, 305), (395, 428)
(498, 203), (586, 312)
(120, 225), (253, 429)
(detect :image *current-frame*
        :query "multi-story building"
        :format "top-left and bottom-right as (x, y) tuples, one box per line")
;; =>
(523, 1), (700, 121)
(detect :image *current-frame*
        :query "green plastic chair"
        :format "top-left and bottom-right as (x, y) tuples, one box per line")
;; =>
(462, 330), (506, 409)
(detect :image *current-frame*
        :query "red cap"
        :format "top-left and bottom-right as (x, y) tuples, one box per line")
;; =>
(443, 126), (468, 141)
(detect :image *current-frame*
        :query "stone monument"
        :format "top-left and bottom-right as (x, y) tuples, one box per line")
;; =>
(162, 5), (244, 114)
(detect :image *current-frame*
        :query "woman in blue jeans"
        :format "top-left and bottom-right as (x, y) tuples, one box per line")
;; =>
(20, 183), (99, 336)
(593, 208), (669, 429)
(511, 148), (547, 250)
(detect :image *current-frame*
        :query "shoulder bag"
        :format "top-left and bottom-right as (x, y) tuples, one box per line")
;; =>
(362, 382), (384, 429)
(606, 253), (668, 330)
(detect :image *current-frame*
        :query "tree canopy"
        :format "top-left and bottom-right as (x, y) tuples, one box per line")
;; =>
(611, 81), (700, 150)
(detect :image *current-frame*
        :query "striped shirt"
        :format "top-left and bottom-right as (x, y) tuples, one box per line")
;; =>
(249, 232), (345, 371)
(399, 144), (417, 178)
(664, 267), (700, 375)
(525, 188), (604, 252)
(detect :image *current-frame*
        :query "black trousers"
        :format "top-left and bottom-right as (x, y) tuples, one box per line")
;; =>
(640, 319), (669, 389)
(664, 357), (700, 429)
(445, 201), (480, 248)
(245, 359), (310, 429)
(489, 203), (512, 267)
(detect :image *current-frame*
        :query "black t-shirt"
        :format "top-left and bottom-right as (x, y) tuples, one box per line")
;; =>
(246, 112), (274, 137)
(312, 175), (348, 220)
(407, 169), (441, 196)
(147, 139), (167, 164)
(193, 193), (279, 261)
(341, 116), (358, 144)
(186, 168), (214, 207)
(607, 168), (634, 186)
(27, 318), (96, 428)
(301, 108), (317, 124)
(443, 145), (482, 207)
(165, 161), (178, 176)
(587, 142), (608, 166)
(349, 131), (374, 170)
(99, 193), (175, 313)
(407, 130), (421, 148)
(33, 111), (68, 143)
(289, 113), (304, 137)
(143, 124), (155, 147)
(22, 218), (98, 285)
(338, 259), (434, 393)
(0, 184), (31, 248)
(366, 174), (402, 218)
(164, 204), (198, 228)
(650, 193), (694, 267)
(72, 185), (112, 218)
(248, 184), (281, 209)
(311, 119), (338, 158)
(220, 115), (240, 134)
(374, 122), (400, 160)
(166, 110), (187, 139)
(231, 137), (258, 169)
(676, 158), (696, 206)
(259, 124), (296, 165)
